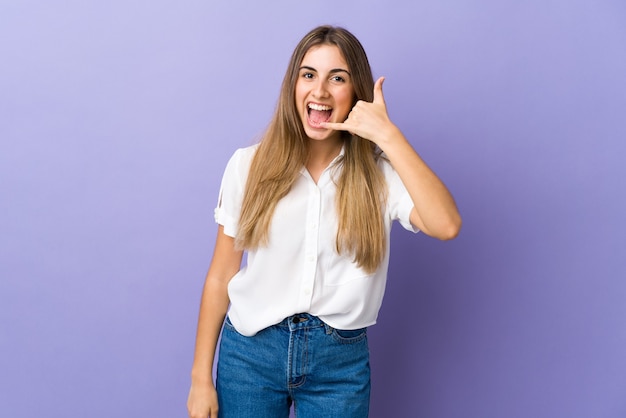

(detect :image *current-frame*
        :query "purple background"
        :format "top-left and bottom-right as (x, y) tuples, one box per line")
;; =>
(1, 1), (625, 417)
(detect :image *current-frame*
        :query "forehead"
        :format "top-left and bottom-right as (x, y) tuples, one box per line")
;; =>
(300, 44), (349, 70)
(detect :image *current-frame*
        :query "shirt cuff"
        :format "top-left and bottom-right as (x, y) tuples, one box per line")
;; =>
(397, 192), (420, 233)
(214, 207), (238, 237)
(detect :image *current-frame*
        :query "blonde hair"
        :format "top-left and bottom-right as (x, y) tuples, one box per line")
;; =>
(236, 25), (387, 273)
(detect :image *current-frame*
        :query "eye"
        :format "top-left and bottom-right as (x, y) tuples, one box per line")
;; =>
(331, 75), (345, 83)
(301, 72), (315, 79)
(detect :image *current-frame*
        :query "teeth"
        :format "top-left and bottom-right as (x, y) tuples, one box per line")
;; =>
(308, 103), (332, 111)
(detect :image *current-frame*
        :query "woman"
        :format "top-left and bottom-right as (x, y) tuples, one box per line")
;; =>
(187, 25), (461, 418)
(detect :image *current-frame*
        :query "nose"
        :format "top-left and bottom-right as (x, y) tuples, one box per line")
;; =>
(312, 79), (330, 98)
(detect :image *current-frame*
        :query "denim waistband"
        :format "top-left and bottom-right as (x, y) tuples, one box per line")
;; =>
(276, 313), (328, 332)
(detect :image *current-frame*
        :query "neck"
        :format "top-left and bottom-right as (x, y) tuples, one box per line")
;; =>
(308, 136), (343, 164)
(305, 137), (343, 183)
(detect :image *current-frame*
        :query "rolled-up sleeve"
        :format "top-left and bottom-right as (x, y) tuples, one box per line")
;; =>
(382, 159), (420, 234)
(214, 148), (251, 238)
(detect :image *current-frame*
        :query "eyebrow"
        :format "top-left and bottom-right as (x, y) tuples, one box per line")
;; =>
(299, 65), (351, 76)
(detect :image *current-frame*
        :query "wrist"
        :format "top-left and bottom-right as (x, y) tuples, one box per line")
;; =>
(375, 124), (404, 149)
(190, 369), (215, 387)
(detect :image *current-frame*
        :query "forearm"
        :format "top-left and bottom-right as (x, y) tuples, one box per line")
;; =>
(187, 280), (227, 418)
(378, 126), (462, 239)
(190, 277), (230, 386)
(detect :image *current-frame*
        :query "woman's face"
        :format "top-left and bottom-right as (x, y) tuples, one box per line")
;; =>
(294, 44), (355, 142)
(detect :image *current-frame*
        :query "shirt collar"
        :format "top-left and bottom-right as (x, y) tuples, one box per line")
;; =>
(299, 144), (346, 177)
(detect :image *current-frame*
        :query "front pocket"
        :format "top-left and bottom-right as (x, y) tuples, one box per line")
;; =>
(223, 315), (237, 331)
(331, 327), (367, 344)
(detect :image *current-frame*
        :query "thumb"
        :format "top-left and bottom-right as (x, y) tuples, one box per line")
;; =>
(373, 76), (386, 104)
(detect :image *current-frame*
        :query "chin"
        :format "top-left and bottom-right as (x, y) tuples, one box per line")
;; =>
(304, 127), (336, 142)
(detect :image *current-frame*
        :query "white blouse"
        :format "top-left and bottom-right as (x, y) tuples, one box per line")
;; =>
(215, 145), (418, 336)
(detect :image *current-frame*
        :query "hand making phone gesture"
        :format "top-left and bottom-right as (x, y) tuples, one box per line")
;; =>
(322, 77), (398, 146)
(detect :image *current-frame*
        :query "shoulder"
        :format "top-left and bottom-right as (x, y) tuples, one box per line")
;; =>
(229, 143), (259, 164)
(224, 144), (259, 173)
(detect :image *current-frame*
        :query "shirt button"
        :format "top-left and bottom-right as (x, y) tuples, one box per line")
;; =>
(307, 255), (315, 262)
(304, 288), (312, 295)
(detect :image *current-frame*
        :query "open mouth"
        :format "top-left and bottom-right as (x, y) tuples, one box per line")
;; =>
(307, 103), (333, 128)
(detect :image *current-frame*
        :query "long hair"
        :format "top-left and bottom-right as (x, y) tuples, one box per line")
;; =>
(236, 25), (387, 273)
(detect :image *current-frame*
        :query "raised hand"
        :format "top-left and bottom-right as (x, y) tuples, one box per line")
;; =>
(322, 76), (398, 145)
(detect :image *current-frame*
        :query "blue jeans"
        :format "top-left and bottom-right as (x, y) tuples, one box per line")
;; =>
(216, 313), (371, 417)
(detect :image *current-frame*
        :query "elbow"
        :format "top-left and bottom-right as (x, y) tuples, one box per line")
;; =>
(436, 215), (462, 241)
